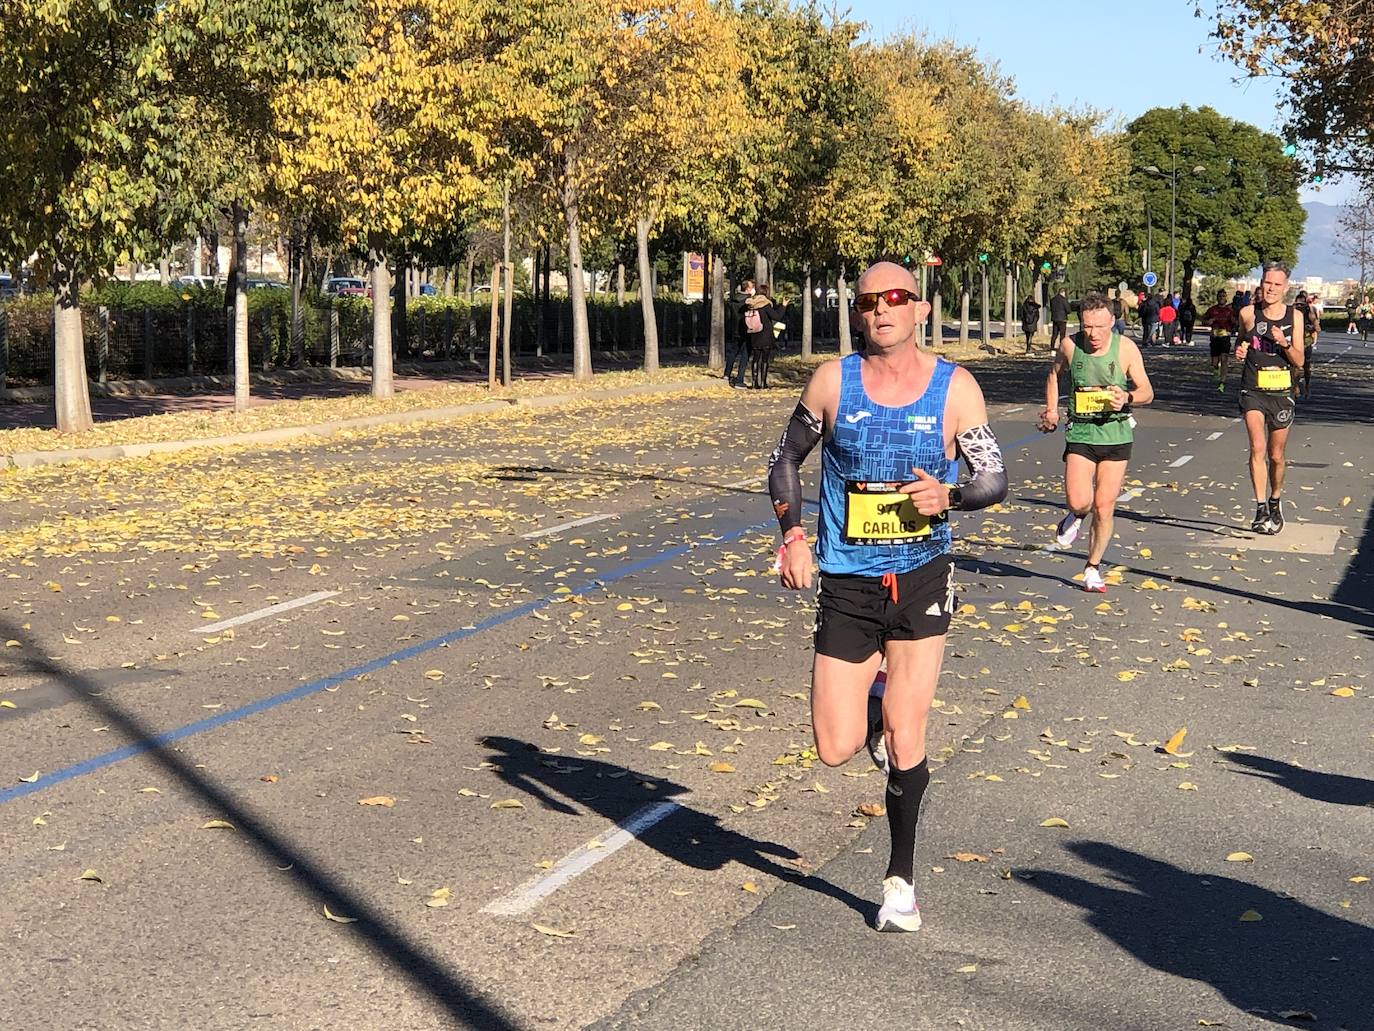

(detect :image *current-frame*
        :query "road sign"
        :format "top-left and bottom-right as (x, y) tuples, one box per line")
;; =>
(925, 254), (943, 267)
(1142, 272), (1158, 288)
(1118, 281), (1129, 294)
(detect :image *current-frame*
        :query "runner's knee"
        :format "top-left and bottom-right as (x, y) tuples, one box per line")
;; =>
(815, 732), (864, 768)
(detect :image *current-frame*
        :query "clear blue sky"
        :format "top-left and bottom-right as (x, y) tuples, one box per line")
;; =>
(845, 0), (1351, 205)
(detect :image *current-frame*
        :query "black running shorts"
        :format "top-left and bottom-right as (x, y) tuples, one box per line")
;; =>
(1239, 389), (1295, 432)
(814, 555), (955, 663)
(1063, 440), (1132, 463)
(1210, 334), (1231, 358)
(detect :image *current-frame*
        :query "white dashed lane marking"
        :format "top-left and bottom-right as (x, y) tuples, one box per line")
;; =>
(194, 591), (340, 635)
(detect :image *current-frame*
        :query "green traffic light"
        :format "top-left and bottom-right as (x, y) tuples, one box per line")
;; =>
(978, 252), (988, 263)
(1282, 143), (1297, 157)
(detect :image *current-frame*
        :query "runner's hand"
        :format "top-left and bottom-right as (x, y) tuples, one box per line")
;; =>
(899, 468), (951, 517)
(1037, 408), (1058, 433)
(1233, 340), (1248, 362)
(778, 539), (813, 591)
(1108, 385), (1129, 411)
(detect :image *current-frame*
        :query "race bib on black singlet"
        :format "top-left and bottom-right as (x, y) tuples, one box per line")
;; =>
(1257, 367), (1292, 390)
(843, 481), (948, 546)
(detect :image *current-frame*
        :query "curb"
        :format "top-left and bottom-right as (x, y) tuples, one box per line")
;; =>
(3, 377), (727, 469)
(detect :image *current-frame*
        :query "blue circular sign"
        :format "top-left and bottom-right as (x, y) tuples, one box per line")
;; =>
(1142, 272), (1158, 288)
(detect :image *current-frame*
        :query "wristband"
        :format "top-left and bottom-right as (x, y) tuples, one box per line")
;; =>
(781, 528), (806, 546)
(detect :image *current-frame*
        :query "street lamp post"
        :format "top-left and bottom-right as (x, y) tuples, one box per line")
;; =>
(1143, 156), (1206, 298)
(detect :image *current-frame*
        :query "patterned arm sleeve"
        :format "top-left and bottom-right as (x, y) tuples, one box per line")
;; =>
(952, 423), (1008, 511)
(766, 402), (823, 534)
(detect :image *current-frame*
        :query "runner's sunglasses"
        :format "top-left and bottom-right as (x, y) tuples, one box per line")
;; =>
(855, 288), (919, 312)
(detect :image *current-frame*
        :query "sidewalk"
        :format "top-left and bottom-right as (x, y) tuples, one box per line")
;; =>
(0, 354), (729, 468)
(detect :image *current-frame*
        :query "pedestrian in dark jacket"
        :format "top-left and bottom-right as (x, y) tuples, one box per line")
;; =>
(1179, 296), (1197, 344)
(725, 279), (755, 387)
(1140, 291), (1162, 345)
(744, 288), (786, 388)
(1049, 288), (1069, 348)
(1020, 296), (1041, 352)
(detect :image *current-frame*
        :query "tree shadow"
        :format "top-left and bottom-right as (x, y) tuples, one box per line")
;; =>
(1223, 752), (1374, 808)
(1024, 841), (1373, 1028)
(0, 619), (522, 1030)
(479, 735), (873, 922)
(490, 463), (807, 506)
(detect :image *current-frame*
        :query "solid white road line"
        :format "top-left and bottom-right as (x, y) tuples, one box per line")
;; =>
(194, 591), (340, 635)
(522, 513), (615, 539)
(481, 800), (683, 917)
(1117, 487), (1143, 504)
(1170, 454), (1194, 468)
(1207, 431), (1224, 441)
(1002, 406), (1025, 415)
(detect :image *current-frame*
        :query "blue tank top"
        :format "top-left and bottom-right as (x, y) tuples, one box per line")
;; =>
(817, 353), (956, 576)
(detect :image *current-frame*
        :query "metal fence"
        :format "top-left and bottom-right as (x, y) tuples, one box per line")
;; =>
(0, 297), (846, 390)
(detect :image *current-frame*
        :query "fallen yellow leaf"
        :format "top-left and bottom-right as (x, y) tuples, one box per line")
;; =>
(323, 904), (357, 924)
(1162, 727), (1188, 755)
(1238, 909), (1262, 922)
(1330, 687), (1356, 698)
(491, 799), (525, 809)
(532, 923), (576, 938)
(1226, 852), (1254, 863)
(358, 796), (396, 808)
(1040, 817), (1070, 828)
(200, 819), (235, 830)
(1011, 695), (1031, 710)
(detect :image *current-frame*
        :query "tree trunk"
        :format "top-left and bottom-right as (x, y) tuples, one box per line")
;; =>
(158, 256), (170, 287)
(636, 215), (659, 373)
(488, 262), (501, 389)
(561, 152), (592, 380)
(801, 264), (813, 360)
(616, 262), (626, 306)
(368, 248), (394, 398)
(501, 182), (513, 387)
(959, 269), (970, 347)
(231, 201), (250, 412)
(930, 279), (943, 351)
(754, 253), (768, 291)
(1003, 265), (1015, 342)
(708, 252), (725, 370)
(1182, 263), (1196, 305)
(51, 258), (93, 433)
(837, 266), (852, 356)
(980, 265), (991, 348)
(464, 251), (476, 297)
(208, 229), (221, 280)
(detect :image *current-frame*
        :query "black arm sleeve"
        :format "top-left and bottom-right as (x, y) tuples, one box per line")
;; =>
(952, 423), (1008, 511)
(766, 402), (823, 533)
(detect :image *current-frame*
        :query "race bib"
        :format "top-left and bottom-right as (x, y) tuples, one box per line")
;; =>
(1257, 367), (1292, 391)
(1074, 388), (1116, 415)
(843, 481), (946, 546)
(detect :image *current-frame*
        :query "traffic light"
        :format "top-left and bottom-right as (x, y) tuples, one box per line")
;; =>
(1040, 260), (1052, 273)
(977, 251), (989, 263)
(1313, 160), (1325, 184)
(901, 254), (914, 266)
(1282, 142), (1297, 157)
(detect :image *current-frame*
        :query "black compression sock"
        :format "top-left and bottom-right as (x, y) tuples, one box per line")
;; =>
(884, 758), (931, 883)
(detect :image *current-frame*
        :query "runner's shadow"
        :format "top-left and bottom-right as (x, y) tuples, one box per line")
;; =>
(480, 736), (872, 921)
(0, 620), (521, 1031)
(1024, 841), (1373, 1027)
(1223, 752), (1374, 808)
(1012, 496), (1244, 537)
(957, 557), (1081, 592)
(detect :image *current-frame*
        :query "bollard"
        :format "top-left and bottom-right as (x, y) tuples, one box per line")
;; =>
(142, 307), (153, 379)
(329, 309), (340, 368)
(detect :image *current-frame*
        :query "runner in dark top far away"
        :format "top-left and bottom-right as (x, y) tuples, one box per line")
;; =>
(1203, 289), (1237, 392)
(1235, 262), (1304, 534)
(768, 260), (1007, 933)
(1038, 292), (1154, 593)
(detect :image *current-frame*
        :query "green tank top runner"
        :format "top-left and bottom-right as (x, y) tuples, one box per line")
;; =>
(1065, 332), (1132, 446)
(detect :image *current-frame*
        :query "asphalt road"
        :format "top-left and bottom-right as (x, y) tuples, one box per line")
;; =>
(1, 337), (1371, 1031)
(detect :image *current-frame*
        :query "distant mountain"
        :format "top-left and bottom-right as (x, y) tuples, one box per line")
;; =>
(1297, 201), (1356, 283)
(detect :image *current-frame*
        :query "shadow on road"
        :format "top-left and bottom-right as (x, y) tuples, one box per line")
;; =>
(1025, 840), (1373, 1029)
(1224, 752), (1374, 808)
(0, 618), (522, 1031)
(480, 735), (872, 923)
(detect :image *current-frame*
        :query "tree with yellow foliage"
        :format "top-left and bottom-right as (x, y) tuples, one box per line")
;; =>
(273, 0), (511, 397)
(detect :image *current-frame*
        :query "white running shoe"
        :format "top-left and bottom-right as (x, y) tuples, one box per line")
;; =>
(1055, 512), (1083, 549)
(875, 876), (922, 932)
(1082, 565), (1106, 593)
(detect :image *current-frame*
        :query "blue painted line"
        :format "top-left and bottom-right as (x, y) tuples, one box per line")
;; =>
(4, 416), (1050, 807)
(0, 520), (774, 806)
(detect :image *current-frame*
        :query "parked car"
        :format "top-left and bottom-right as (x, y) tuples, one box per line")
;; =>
(246, 278), (288, 291)
(325, 276), (367, 296)
(337, 284), (372, 299)
(177, 275), (218, 290)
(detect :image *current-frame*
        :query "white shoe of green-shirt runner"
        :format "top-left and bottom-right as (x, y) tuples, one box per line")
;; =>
(1083, 565), (1106, 593)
